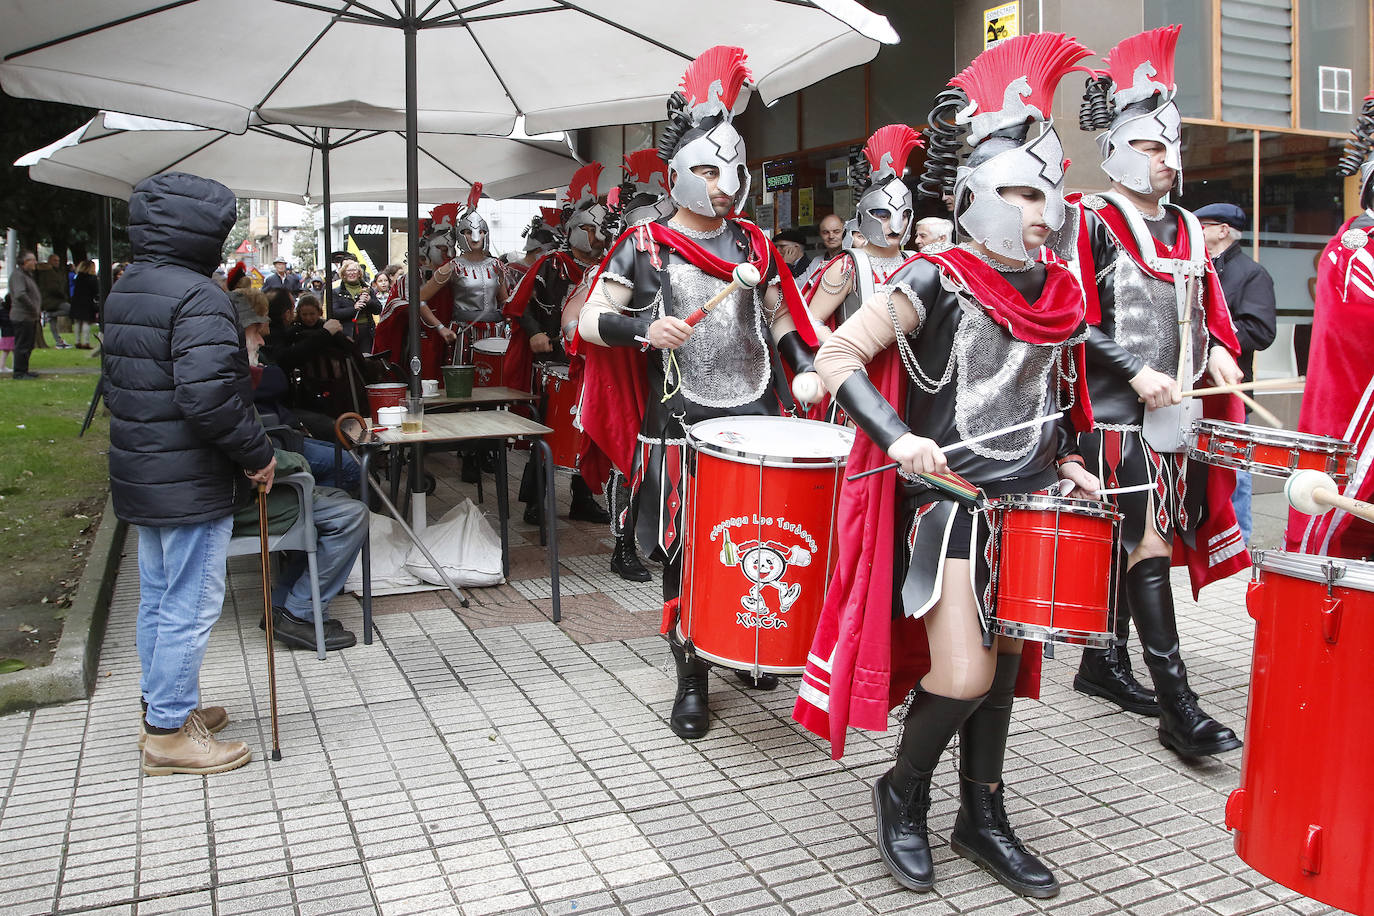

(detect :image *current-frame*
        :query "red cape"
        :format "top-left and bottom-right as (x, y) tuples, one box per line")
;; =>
(1073, 195), (1249, 595)
(372, 277), (451, 378)
(575, 219), (818, 490)
(502, 250), (584, 391)
(1286, 217), (1374, 557)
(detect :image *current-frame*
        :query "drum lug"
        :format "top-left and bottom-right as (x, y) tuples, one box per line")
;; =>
(1224, 788), (1247, 832)
(1321, 597), (1343, 645)
(1301, 824), (1323, 876)
(682, 636), (697, 663)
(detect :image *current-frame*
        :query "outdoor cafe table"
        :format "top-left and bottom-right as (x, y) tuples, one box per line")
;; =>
(422, 385), (538, 412)
(356, 410), (561, 642)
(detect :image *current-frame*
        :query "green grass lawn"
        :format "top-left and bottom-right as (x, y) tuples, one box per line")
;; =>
(0, 342), (109, 668)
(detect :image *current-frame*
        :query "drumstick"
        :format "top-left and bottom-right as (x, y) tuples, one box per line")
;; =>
(683, 264), (761, 328)
(1095, 483), (1156, 496)
(1235, 390), (1284, 428)
(1285, 469), (1374, 524)
(1177, 376), (1304, 399)
(846, 412), (1065, 482)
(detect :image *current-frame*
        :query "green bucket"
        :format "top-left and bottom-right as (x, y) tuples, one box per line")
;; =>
(443, 364), (475, 399)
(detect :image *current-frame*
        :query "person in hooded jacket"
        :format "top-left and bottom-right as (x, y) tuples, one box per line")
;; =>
(103, 171), (276, 778)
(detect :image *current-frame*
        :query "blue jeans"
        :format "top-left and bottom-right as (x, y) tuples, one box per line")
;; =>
(137, 515), (234, 729)
(271, 487), (368, 622)
(1232, 469), (1253, 544)
(301, 437), (360, 491)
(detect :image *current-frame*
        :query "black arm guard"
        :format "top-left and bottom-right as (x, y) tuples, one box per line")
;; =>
(776, 330), (816, 375)
(833, 371), (909, 452)
(597, 311), (653, 347)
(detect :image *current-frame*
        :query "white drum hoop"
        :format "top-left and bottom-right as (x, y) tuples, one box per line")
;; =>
(1189, 419), (1353, 481)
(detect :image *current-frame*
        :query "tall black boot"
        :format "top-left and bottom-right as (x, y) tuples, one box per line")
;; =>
(668, 631), (711, 739)
(873, 688), (981, 892)
(1074, 602), (1159, 716)
(951, 654), (1060, 899)
(518, 461), (541, 525)
(610, 534), (650, 582)
(1126, 557), (1241, 757)
(569, 475), (610, 524)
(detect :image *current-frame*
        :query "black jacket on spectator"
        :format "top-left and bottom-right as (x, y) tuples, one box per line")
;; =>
(330, 281), (380, 338)
(1211, 243), (1277, 382)
(103, 172), (273, 527)
(70, 273), (100, 323)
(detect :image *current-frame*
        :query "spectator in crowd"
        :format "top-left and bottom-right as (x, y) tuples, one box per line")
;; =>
(308, 277), (326, 298)
(914, 216), (953, 250)
(371, 269), (393, 303)
(1, 270), (17, 375)
(211, 267), (228, 290)
(331, 259), (380, 353)
(818, 213), (846, 264)
(1196, 202), (1277, 543)
(70, 260), (101, 349)
(36, 253), (72, 348)
(774, 228), (813, 279)
(328, 250), (348, 282)
(226, 261), (251, 292)
(6, 251), (41, 379)
(261, 257), (302, 299)
(263, 288), (295, 349)
(103, 171), (273, 777)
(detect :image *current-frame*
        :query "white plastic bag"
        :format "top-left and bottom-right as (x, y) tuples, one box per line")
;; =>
(345, 511), (423, 594)
(405, 499), (505, 587)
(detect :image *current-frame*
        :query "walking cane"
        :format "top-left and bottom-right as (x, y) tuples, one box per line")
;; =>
(258, 484), (283, 761)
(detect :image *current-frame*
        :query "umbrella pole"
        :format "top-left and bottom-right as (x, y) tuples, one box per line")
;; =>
(258, 485), (283, 761)
(321, 127), (333, 313)
(403, 5), (427, 528)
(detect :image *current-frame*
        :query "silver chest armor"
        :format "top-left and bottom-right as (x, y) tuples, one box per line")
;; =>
(448, 257), (503, 320)
(1109, 253), (1206, 382)
(657, 263), (770, 409)
(952, 300), (1062, 460)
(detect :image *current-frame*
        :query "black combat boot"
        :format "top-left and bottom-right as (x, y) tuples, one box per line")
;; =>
(610, 534), (651, 582)
(951, 654), (1060, 898)
(668, 632), (711, 739)
(1126, 557), (1241, 757)
(569, 475), (610, 524)
(873, 688), (981, 891)
(1074, 606), (1159, 716)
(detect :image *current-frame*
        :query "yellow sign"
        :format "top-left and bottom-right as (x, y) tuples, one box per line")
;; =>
(984, 2), (1019, 50)
(798, 188), (815, 227)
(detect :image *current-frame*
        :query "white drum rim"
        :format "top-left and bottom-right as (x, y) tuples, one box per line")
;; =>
(687, 416), (853, 468)
(538, 364), (572, 380)
(366, 382), (408, 390)
(990, 618), (1115, 649)
(674, 624), (805, 674)
(1254, 549), (1374, 590)
(472, 338), (510, 353)
(985, 492), (1123, 523)
(1193, 419), (1355, 455)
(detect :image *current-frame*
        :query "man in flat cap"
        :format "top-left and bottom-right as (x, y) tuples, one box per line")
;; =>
(1197, 202), (1277, 542)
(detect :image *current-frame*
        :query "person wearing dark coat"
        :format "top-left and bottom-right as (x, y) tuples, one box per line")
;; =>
(102, 171), (275, 779)
(1196, 202), (1278, 543)
(70, 260), (101, 349)
(329, 259), (380, 353)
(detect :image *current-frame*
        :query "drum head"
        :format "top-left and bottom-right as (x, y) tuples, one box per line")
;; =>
(1195, 419), (1355, 454)
(987, 492), (1123, 522)
(1255, 549), (1374, 590)
(688, 416), (854, 467)
(473, 338), (509, 355)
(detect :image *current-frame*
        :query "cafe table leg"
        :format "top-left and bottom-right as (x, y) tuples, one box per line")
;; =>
(536, 440), (561, 624)
(495, 439), (510, 577)
(359, 446), (374, 645)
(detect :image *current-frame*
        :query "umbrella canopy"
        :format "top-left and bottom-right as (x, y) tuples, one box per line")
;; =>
(16, 111), (579, 203)
(0, 1), (898, 136)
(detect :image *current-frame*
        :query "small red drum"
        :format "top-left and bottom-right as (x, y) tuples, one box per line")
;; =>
(537, 364), (583, 470)
(983, 494), (1121, 648)
(450, 320), (506, 365)
(1190, 419), (1353, 484)
(472, 338), (508, 388)
(1226, 551), (1374, 915)
(680, 416), (854, 674)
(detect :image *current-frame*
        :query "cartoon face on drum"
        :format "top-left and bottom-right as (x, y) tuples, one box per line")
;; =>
(722, 534), (811, 616)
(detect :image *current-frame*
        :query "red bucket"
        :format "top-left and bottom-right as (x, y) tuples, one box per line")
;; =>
(366, 383), (408, 423)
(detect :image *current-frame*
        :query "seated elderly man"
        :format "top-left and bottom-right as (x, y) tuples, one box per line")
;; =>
(232, 298), (367, 652)
(914, 216), (953, 250)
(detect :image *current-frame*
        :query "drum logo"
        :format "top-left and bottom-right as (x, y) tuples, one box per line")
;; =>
(713, 517), (817, 630)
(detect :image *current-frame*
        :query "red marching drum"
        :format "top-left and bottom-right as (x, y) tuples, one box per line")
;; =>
(982, 493), (1122, 648)
(472, 338), (508, 388)
(536, 363), (583, 470)
(680, 417), (854, 674)
(1190, 419), (1353, 484)
(1227, 550), (1374, 915)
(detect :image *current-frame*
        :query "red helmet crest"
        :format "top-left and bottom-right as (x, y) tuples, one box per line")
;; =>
(539, 206), (563, 228)
(1102, 25), (1181, 107)
(862, 125), (924, 184)
(563, 162), (603, 206)
(428, 202), (461, 230)
(950, 32), (1093, 144)
(465, 182), (483, 212)
(622, 148), (669, 193)
(679, 45), (753, 121)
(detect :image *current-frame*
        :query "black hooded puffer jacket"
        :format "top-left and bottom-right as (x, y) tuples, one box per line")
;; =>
(103, 172), (273, 526)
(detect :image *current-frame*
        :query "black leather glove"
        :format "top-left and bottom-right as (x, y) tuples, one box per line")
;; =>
(833, 371), (909, 451)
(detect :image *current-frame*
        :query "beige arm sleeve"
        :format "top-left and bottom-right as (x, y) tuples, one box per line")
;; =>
(762, 283), (800, 340)
(806, 259), (854, 324)
(576, 279), (634, 345)
(814, 287), (921, 395)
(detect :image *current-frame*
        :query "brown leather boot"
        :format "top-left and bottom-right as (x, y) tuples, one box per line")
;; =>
(138, 706), (228, 748)
(141, 715), (251, 776)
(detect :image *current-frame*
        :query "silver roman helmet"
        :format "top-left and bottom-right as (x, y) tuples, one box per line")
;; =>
(560, 162), (611, 255)
(1337, 92), (1374, 211)
(1086, 26), (1185, 196)
(455, 184), (489, 254)
(658, 46), (754, 218)
(925, 32), (1093, 262)
(851, 125), (923, 249)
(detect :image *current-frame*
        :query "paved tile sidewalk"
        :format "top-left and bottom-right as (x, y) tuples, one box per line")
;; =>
(0, 472), (1340, 915)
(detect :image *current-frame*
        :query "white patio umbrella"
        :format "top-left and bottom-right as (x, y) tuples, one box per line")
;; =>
(15, 111), (578, 204)
(1, 0), (897, 394)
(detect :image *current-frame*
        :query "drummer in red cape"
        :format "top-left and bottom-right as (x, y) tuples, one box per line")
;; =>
(503, 162), (613, 528)
(1285, 91), (1374, 560)
(1068, 26), (1249, 757)
(795, 33), (1100, 898)
(575, 46), (824, 738)
(372, 199), (465, 373)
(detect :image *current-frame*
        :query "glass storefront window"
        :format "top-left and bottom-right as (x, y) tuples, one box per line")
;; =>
(1298, 0), (1371, 133)
(1146, 0), (1215, 119)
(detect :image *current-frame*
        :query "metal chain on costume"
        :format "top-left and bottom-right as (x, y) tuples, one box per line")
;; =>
(884, 289), (954, 394)
(960, 243), (1034, 273)
(818, 268), (850, 295)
